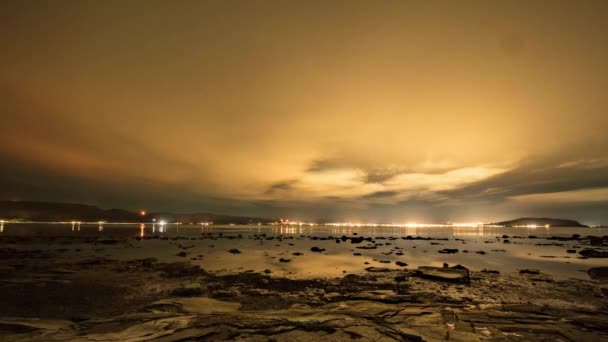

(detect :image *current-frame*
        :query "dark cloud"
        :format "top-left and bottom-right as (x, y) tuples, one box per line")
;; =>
(265, 180), (297, 194)
(362, 191), (399, 199)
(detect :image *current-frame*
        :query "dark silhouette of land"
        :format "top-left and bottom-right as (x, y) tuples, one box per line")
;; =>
(0, 201), (272, 224)
(494, 217), (588, 227)
(0, 201), (592, 227)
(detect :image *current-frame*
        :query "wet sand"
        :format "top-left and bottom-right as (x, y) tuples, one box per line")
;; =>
(0, 233), (607, 341)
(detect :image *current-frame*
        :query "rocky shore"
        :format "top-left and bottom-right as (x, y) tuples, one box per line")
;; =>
(0, 234), (607, 341)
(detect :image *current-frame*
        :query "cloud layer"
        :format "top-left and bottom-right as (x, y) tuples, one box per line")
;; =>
(1, 1), (607, 224)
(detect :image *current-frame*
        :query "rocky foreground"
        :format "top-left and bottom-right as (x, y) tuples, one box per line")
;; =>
(0, 239), (607, 342)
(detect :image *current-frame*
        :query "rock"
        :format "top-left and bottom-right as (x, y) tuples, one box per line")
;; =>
(566, 249), (577, 253)
(147, 297), (240, 314)
(379, 260), (391, 263)
(519, 269), (540, 275)
(475, 251), (486, 255)
(587, 267), (608, 280)
(415, 266), (470, 282)
(353, 252), (362, 256)
(348, 290), (414, 303)
(310, 247), (325, 252)
(176, 251), (188, 257)
(579, 249), (608, 258)
(172, 283), (203, 296)
(228, 249), (242, 254)
(395, 261), (408, 267)
(481, 269), (500, 274)
(438, 249), (458, 254)
(279, 258), (291, 263)
(350, 237), (364, 244)
(365, 267), (391, 272)
(292, 252), (303, 256)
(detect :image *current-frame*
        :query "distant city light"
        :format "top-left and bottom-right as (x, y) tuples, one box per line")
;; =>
(140, 210), (146, 216)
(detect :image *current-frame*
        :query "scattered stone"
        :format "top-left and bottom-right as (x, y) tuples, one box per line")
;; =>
(481, 269), (500, 274)
(279, 258), (291, 263)
(228, 249), (242, 254)
(395, 261), (408, 267)
(519, 269), (540, 275)
(364, 267), (391, 272)
(310, 247), (325, 253)
(176, 251), (188, 257)
(438, 249), (458, 254)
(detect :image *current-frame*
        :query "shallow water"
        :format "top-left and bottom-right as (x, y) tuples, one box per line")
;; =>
(2, 223), (607, 280)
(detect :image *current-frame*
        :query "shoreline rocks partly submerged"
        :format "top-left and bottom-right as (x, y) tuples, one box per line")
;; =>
(0, 233), (607, 341)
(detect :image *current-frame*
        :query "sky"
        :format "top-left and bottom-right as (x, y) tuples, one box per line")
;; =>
(1, 1), (608, 224)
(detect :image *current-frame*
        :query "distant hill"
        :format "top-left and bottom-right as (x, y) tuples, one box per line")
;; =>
(0, 201), (273, 224)
(493, 217), (588, 228)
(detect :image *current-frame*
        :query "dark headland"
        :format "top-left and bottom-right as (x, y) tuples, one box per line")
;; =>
(0, 200), (272, 224)
(493, 217), (588, 228)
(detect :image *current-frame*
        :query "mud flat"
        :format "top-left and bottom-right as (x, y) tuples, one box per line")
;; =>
(0, 235), (607, 341)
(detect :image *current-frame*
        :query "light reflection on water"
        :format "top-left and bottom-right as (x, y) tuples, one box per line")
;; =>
(1, 223), (607, 280)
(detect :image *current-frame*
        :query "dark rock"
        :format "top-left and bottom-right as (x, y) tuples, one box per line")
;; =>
(481, 269), (500, 274)
(438, 248), (458, 254)
(395, 261), (408, 267)
(579, 249), (608, 258)
(566, 249), (577, 253)
(365, 267), (391, 272)
(279, 258), (291, 263)
(519, 269), (540, 275)
(172, 283), (203, 296)
(310, 247), (325, 253)
(587, 267), (608, 280)
(176, 251), (188, 257)
(415, 266), (470, 282)
(228, 249), (242, 254)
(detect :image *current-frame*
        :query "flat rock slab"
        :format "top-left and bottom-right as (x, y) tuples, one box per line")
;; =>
(416, 266), (470, 282)
(347, 290), (415, 303)
(145, 297), (241, 315)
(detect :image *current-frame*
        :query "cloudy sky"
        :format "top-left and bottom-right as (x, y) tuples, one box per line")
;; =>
(1, 1), (607, 224)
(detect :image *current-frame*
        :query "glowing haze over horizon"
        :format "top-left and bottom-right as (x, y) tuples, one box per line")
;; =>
(1, 1), (608, 224)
